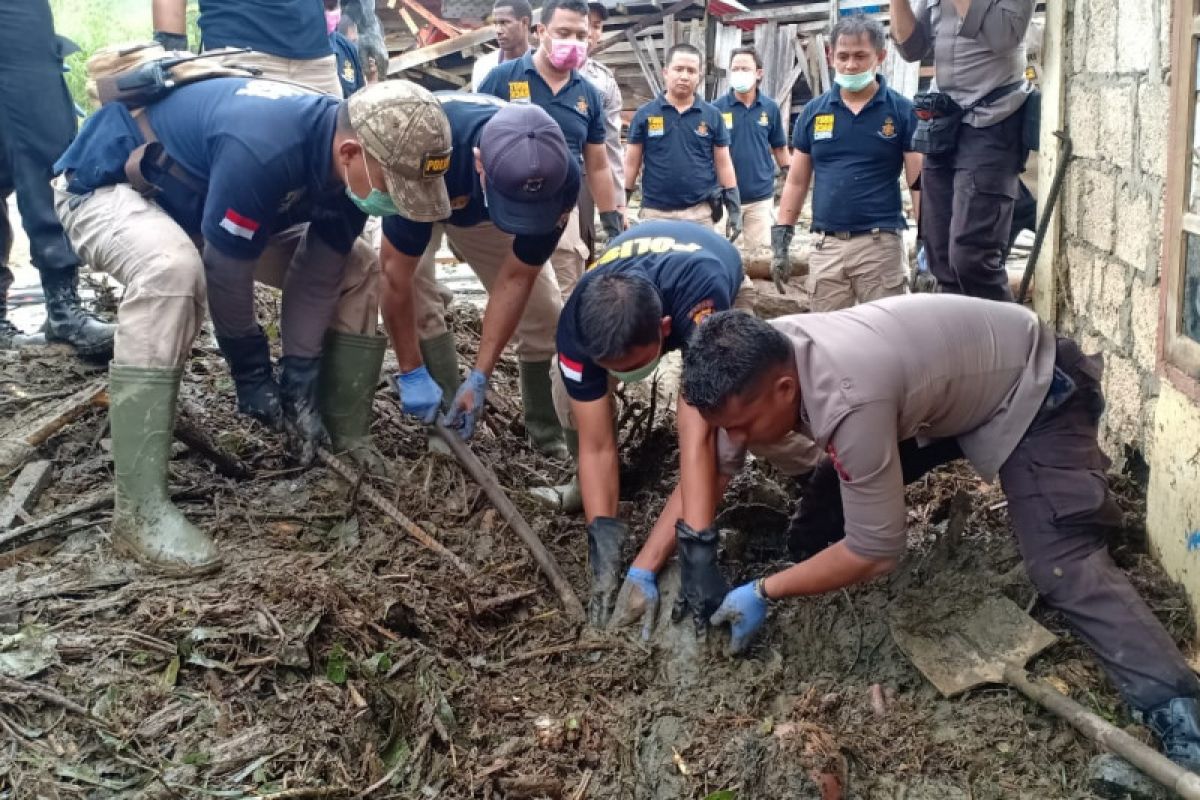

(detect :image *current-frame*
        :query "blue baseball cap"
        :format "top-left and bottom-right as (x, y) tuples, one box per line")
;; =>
(479, 104), (579, 236)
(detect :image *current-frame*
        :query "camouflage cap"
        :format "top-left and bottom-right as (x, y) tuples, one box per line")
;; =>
(347, 80), (452, 221)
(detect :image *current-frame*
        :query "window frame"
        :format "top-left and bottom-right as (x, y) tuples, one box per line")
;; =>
(1162, 0), (1200, 389)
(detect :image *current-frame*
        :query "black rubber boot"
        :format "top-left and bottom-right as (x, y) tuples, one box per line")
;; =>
(1144, 697), (1200, 772)
(280, 355), (329, 466)
(34, 267), (115, 358)
(216, 330), (283, 430)
(0, 281), (21, 348)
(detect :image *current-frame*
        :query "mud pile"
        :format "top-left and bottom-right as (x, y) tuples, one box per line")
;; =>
(0, 301), (1192, 799)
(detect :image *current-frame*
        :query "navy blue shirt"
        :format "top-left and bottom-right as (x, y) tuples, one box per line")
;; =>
(382, 92), (577, 267)
(199, 0), (331, 60)
(557, 221), (743, 402)
(331, 32), (364, 98)
(628, 94), (731, 210)
(478, 51), (606, 164)
(57, 78), (364, 260)
(792, 76), (917, 232)
(712, 90), (787, 203)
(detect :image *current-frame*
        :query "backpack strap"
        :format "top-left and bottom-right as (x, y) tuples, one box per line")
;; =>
(123, 109), (207, 198)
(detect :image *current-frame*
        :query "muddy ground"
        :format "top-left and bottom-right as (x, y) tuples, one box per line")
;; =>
(0, 296), (1194, 800)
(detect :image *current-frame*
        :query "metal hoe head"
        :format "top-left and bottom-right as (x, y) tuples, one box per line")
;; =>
(892, 596), (1058, 697)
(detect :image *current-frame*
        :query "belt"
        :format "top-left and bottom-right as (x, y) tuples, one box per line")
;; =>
(815, 228), (884, 241)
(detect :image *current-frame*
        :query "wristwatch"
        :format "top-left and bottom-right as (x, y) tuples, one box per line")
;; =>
(754, 577), (775, 604)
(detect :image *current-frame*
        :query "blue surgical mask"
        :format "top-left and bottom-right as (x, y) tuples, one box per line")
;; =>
(344, 151), (398, 217)
(608, 354), (662, 384)
(834, 70), (876, 92)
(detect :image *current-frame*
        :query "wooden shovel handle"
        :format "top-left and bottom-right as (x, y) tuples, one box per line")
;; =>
(1005, 665), (1200, 799)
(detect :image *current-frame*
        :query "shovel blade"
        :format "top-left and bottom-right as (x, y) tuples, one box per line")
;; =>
(892, 596), (1058, 698)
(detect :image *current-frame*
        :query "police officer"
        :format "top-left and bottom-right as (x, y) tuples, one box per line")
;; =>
(774, 18), (921, 311)
(713, 46), (789, 253)
(325, 0), (365, 97)
(53, 78), (432, 575)
(625, 44), (742, 239)
(152, 0), (341, 95)
(384, 96), (579, 457)
(545, 221), (820, 629)
(677, 299), (1200, 770)
(0, 0), (114, 355)
(578, 1), (625, 260)
(479, 0), (623, 299)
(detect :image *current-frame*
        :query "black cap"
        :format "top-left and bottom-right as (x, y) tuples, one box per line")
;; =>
(479, 104), (576, 236)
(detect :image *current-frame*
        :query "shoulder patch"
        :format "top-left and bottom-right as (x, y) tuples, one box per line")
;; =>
(688, 299), (716, 326)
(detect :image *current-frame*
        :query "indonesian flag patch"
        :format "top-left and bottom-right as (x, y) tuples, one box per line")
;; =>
(219, 208), (261, 240)
(560, 354), (584, 383)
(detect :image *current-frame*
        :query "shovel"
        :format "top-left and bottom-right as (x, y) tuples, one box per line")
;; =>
(893, 596), (1200, 799)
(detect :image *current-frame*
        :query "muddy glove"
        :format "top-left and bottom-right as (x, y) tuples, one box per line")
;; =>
(280, 355), (330, 466)
(710, 580), (770, 655)
(599, 210), (624, 241)
(153, 31), (189, 51)
(587, 516), (627, 626)
(722, 187), (743, 243)
(441, 368), (488, 440)
(394, 365), (443, 424)
(609, 566), (659, 640)
(707, 189), (724, 224)
(671, 522), (728, 639)
(770, 224), (795, 294)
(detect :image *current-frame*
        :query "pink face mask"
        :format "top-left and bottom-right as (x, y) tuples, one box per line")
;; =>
(325, 8), (342, 34)
(547, 38), (587, 70)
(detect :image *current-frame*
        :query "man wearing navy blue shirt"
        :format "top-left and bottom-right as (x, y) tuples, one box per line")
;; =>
(382, 96), (579, 458)
(53, 79), (446, 575)
(773, 17), (922, 312)
(153, 0), (340, 95)
(325, 0), (365, 98)
(625, 44), (742, 240)
(713, 47), (790, 253)
(479, 0), (622, 299)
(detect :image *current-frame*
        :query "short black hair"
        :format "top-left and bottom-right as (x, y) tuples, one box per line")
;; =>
(729, 46), (761, 69)
(682, 311), (792, 412)
(667, 43), (703, 66)
(541, 0), (589, 26)
(494, 0), (533, 21)
(587, 1), (608, 20)
(577, 273), (664, 362)
(829, 14), (887, 52)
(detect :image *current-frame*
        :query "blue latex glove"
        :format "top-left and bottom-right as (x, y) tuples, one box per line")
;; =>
(441, 368), (488, 440)
(709, 581), (768, 655)
(393, 365), (442, 424)
(619, 566), (660, 641)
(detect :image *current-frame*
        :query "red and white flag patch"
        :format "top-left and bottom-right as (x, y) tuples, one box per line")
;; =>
(560, 354), (584, 383)
(219, 208), (261, 240)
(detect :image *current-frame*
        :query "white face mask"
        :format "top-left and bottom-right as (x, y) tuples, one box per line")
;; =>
(729, 71), (756, 93)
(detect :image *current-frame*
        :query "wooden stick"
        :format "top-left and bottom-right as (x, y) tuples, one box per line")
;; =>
(0, 489), (114, 549)
(0, 460), (53, 529)
(433, 424), (586, 624)
(0, 377), (106, 472)
(176, 403), (253, 479)
(317, 448), (475, 580)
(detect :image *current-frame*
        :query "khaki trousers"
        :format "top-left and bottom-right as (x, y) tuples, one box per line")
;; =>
(212, 50), (342, 97)
(550, 206), (587, 300)
(740, 197), (774, 252)
(54, 181), (378, 367)
(638, 202), (716, 231)
(807, 230), (908, 313)
(413, 221), (560, 362)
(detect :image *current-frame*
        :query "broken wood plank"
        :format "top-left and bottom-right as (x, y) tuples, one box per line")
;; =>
(387, 25), (496, 75)
(0, 377), (106, 474)
(0, 489), (114, 550)
(591, 0), (699, 58)
(626, 29), (662, 95)
(0, 461), (53, 530)
(391, 0), (462, 40)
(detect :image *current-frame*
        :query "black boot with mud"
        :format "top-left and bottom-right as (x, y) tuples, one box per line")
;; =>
(218, 331), (283, 430)
(587, 516), (627, 626)
(672, 521), (728, 638)
(31, 267), (115, 359)
(280, 355), (330, 466)
(1145, 697), (1200, 772)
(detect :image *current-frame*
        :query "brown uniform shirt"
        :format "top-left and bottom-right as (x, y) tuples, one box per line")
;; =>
(718, 294), (1055, 560)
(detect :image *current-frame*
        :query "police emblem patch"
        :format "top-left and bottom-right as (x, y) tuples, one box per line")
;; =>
(450, 195), (470, 210)
(688, 298), (715, 326)
(880, 116), (896, 138)
(696, 121), (709, 136)
(342, 59), (356, 82)
(576, 96), (588, 114)
(759, 111), (769, 126)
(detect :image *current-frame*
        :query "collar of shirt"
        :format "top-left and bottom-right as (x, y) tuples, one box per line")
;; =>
(827, 74), (891, 111)
(519, 49), (583, 95)
(653, 92), (702, 115)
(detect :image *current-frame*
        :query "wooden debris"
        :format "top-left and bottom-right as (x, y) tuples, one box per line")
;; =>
(0, 460), (53, 529)
(0, 377), (105, 473)
(0, 489), (113, 550)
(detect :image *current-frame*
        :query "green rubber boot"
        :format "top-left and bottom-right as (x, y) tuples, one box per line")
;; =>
(419, 331), (460, 403)
(109, 364), (221, 575)
(318, 330), (389, 472)
(529, 428), (583, 513)
(520, 359), (569, 460)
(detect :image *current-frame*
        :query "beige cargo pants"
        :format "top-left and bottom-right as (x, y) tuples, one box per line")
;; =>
(549, 206), (589, 300)
(54, 180), (379, 367)
(740, 197), (774, 252)
(807, 229), (908, 313)
(412, 221), (561, 362)
(211, 50), (342, 97)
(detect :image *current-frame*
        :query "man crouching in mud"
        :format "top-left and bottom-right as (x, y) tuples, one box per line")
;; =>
(667, 296), (1200, 771)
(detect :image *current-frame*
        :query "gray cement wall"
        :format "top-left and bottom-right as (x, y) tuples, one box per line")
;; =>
(1057, 0), (1171, 461)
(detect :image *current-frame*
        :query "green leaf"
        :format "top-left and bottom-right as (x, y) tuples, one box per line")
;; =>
(361, 651), (392, 677)
(703, 791), (737, 800)
(182, 751), (211, 766)
(326, 643), (349, 685)
(161, 655), (180, 688)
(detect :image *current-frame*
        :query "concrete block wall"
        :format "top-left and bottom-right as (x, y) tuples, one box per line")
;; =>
(1058, 0), (1170, 462)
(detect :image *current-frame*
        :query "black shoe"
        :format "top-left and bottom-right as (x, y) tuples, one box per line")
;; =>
(280, 355), (328, 466)
(216, 331), (283, 430)
(0, 317), (22, 348)
(786, 458), (846, 562)
(37, 268), (115, 358)
(1144, 697), (1200, 772)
